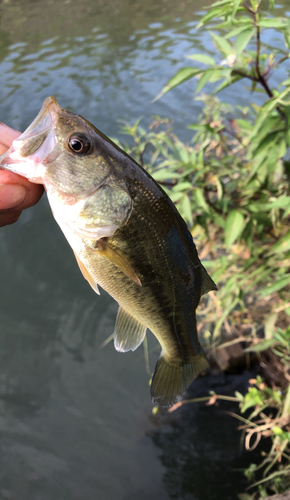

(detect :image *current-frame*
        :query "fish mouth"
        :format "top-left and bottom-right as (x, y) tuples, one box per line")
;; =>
(0, 96), (62, 183)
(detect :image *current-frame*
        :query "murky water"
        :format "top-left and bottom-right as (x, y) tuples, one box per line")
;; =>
(0, 0), (288, 498)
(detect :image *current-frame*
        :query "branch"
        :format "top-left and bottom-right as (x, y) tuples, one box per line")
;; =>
(239, 2), (286, 121)
(139, 142), (151, 167)
(264, 55), (290, 78)
(242, 0), (256, 15)
(231, 68), (259, 82)
(204, 186), (223, 214)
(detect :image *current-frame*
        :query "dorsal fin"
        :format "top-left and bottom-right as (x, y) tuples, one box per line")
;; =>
(201, 265), (218, 296)
(114, 306), (147, 352)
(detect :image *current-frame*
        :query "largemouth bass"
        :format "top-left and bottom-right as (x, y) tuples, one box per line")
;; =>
(0, 97), (217, 406)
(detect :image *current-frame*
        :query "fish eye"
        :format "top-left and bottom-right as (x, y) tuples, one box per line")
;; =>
(68, 133), (91, 154)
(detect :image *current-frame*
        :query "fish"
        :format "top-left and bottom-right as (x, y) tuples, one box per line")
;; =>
(0, 96), (217, 407)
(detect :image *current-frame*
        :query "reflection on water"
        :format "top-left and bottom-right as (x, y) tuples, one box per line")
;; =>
(148, 371), (264, 500)
(0, 0), (288, 497)
(0, 201), (165, 499)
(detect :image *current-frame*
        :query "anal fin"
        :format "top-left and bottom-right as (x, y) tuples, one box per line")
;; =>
(114, 306), (147, 352)
(73, 251), (100, 295)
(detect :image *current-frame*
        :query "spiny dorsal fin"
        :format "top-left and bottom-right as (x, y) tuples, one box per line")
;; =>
(201, 265), (218, 296)
(114, 306), (147, 352)
(93, 239), (142, 287)
(73, 251), (100, 295)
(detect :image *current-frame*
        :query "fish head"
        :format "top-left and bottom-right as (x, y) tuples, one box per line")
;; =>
(0, 97), (132, 239)
(0, 96), (112, 196)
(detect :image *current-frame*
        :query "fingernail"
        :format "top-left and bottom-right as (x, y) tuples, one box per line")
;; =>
(0, 184), (27, 209)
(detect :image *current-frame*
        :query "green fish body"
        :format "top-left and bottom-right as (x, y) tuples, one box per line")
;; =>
(0, 97), (217, 406)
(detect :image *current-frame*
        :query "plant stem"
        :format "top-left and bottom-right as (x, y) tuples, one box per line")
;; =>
(282, 383), (290, 419)
(242, 0), (256, 15)
(204, 186), (223, 214)
(240, 0), (286, 121)
(264, 55), (290, 77)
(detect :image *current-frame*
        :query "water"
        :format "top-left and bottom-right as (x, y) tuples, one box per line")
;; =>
(0, 0), (288, 498)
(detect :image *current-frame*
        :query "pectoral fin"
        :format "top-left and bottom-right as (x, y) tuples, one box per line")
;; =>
(73, 251), (100, 295)
(114, 306), (147, 352)
(93, 239), (142, 287)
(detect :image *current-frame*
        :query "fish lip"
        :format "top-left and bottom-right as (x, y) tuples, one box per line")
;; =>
(0, 96), (62, 181)
(13, 96), (61, 146)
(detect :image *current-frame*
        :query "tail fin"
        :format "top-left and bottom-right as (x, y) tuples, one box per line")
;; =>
(150, 352), (209, 407)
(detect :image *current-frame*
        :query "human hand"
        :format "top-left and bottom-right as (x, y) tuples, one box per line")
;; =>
(0, 123), (44, 227)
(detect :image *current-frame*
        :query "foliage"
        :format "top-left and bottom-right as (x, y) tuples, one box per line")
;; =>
(117, 0), (290, 344)
(233, 368), (290, 497)
(117, 0), (290, 496)
(119, 94), (290, 344)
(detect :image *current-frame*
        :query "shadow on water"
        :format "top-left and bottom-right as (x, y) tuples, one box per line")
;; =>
(148, 369), (267, 500)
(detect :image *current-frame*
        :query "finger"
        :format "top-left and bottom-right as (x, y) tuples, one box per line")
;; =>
(0, 143), (9, 155)
(0, 124), (44, 227)
(0, 170), (44, 211)
(0, 179), (44, 228)
(0, 123), (21, 148)
(0, 209), (22, 228)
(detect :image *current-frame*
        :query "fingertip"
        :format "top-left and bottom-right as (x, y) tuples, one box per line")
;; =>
(22, 183), (44, 209)
(0, 170), (44, 210)
(0, 124), (21, 148)
(0, 209), (22, 228)
(0, 184), (27, 209)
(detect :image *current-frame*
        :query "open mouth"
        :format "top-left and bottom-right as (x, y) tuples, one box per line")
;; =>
(0, 96), (62, 183)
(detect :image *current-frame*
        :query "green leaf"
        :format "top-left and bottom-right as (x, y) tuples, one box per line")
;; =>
(152, 169), (182, 181)
(154, 67), (203, 100)
(180, 195), (193, 226)
(231, 0), (240, 21)
(258, 18), (288, 29)
(196, 6), (228, 29)
(272, 426), (284, 436)
(225, 210), (244, 248)
(170, 192), (183, 203)
(196, 68), (218, 94)
(213, 75), (241, 94)
(264, 312), (278, 339)
(235, 119), (253, 131)
(210, 32), (233, 56)
(225, 24), (254, 39)
(252, 116), (281, 144)
(245, 338), (276, 352)
(193, 188), (209, 213)
(253, 130), (283, 157)
(235, 28), (255, 54)
(260, 274), (290, 297)
(172, 181), (192, 192)
(210, 0), (235, 6)
(186, 54), (216, 65)
(270, 231), (290, 255)
(268, 196), (290, 209)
